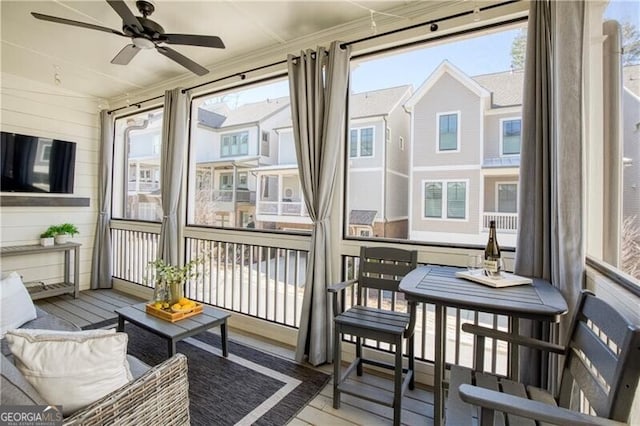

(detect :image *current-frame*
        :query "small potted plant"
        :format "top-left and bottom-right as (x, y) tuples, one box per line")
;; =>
(39, 228), (56, 246)
(53, 223), (79, 244)
(148, 257), (204, 306)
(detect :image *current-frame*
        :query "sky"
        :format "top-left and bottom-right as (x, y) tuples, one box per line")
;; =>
(205, 0), (639, 107)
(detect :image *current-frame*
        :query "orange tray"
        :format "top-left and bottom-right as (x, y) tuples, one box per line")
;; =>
(145, 302), (203, 322)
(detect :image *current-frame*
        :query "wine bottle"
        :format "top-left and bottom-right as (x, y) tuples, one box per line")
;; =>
(484, 220), (501, 276)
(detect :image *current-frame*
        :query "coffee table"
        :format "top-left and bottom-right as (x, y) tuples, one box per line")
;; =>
(116, 302), (231, 358)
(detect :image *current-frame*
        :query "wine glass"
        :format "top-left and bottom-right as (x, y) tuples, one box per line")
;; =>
(467, 254), (482, 274)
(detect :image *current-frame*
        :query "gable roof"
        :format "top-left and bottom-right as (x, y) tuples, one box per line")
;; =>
(405, 60), (490, 110)
(199, 96), (290, 129)
(472, 69), (524, 107)
(350, 85), (412, 118)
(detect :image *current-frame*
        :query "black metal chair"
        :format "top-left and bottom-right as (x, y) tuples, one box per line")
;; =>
(329, 246), (418, 426)
(447, 290), (640, 425)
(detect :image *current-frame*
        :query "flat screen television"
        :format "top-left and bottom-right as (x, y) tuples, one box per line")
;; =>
(1, 131), (76, 194)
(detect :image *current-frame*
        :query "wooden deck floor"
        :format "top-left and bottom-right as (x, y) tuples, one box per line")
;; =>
(36, 289), (434, 426)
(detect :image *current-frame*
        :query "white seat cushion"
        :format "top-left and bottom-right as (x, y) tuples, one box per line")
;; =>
(5, 328), (133, 415)
(0, 272), (37, 337)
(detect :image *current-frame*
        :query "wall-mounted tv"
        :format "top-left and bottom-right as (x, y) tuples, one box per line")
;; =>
(1, 132), (76, 194)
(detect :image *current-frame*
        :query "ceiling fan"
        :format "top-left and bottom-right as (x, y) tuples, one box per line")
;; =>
(31, 0), (225, 76)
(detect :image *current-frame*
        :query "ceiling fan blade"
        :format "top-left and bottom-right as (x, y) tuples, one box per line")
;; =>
(156, 46), (209, 76)
(31, 12), (125, 36)
(106, 0), (143, 33)
(111, 44), (141, 65)
(164, 34), (225, 49)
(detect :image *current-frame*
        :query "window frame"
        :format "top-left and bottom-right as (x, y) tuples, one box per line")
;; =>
(495, 181), (518, 213)
(220, 131), (249, 157)
(349, 126), (376, 158)
(436, 111), (461, 153)
(500, 117), (522, 156)
(421, 179), (469, 221)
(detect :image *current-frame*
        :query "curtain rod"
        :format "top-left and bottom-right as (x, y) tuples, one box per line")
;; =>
(108, 0), (520, 115)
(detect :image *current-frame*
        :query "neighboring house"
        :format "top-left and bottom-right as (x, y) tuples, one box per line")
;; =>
(405, 61), (523, 246)
(124, 112), (164, 221)
(190, 97), (290, 227)
(253, 85), (413, 237)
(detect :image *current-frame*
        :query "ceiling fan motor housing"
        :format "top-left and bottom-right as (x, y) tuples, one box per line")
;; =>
(136, 0), (155, 17)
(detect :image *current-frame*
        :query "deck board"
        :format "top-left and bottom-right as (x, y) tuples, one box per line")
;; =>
(34, 289), (434, 426)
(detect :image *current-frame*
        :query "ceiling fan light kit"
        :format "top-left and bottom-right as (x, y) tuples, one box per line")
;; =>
(31, 0), (225, 76)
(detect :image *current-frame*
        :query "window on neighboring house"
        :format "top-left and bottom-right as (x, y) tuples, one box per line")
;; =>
(447, 182), (466, 219)
(399, 136), (405, 151)
(424, 182), (443, 218)
(219, 173), (233, 190)
(438, 112), (459, 151)
(349, 127), (374, 157)
(221, 132), (249, 157)
(152, 135), (161, 155)
(261, 131), (270, 156)
(237, 172), (248, 189)
(140, 169), (151, 182)
(497, 183), (518, 213)
(424, 180), (467, 219)
(502, 119), (521, 155)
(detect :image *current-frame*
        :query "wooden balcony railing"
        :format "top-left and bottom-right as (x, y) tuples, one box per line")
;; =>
(483, 212), (518, 232)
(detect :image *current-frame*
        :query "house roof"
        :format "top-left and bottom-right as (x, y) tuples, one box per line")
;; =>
(349, 210), (377, 225)
(623, 64), (640, 98)
(350, 85), (412, 118)
(483, 156), (521, 168)
(199, 96), (290, 129)
(405, 60), (490, 110)
(472, 69), (525, 108)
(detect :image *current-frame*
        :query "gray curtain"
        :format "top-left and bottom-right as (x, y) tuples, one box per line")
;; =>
(288, 41), (351, 366)
(515, 0), (585, 387)
(91, 110), (114, 289)
(157, 88), (189, 265)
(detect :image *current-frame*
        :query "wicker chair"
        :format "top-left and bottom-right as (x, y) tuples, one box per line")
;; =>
(63, 353), (190, 426)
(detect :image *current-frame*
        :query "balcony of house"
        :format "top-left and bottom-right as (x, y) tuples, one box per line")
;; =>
(210, 188), (256, 203)
(127, 180), (160, 193)
(482, 211), (518, 232)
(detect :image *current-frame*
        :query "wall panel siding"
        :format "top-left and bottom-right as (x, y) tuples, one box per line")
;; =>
(1, 73), (100, 291)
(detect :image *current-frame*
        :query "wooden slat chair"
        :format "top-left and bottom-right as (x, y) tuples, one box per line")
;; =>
(447, 290), (640, 426)
(329, 246), (418, 426)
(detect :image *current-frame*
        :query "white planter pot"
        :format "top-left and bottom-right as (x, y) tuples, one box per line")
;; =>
(55, 235), (69, 244)
(40, 237), (54, 247)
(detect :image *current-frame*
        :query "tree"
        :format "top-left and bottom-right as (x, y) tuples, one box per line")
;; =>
(621, 22), (640, 66)
(510, 29), (527, 70)
(509, 22), (639, 68)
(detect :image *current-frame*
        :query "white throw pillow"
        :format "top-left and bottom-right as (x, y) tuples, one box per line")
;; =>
(0, 272), (37, 337)
(5, 328), (133, 416)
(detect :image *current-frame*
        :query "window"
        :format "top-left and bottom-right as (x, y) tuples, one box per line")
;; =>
(423, 180), (467, 220)
(188, 78), (299, 230)
(447, 182), (466, 219)
(497, 183), (517, 213)
(261, 131), (270, 156)
(437, 112), (459, 152)
(41, 144), (51, 162)
(237, 172), (248, 189)
(219, 173), (233, 189)
(501, 118), (521, 155)
(345, 22), (527, 243)
(424, 182), (443, 218)
(349, 127), (374, 157)
(112, 108), (164, 221)
(221, 132), (249, 157)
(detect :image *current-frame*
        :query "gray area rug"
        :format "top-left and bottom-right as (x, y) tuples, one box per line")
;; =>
(122, 323), (329, 426)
